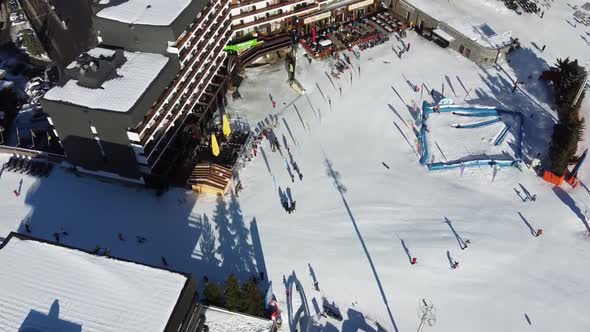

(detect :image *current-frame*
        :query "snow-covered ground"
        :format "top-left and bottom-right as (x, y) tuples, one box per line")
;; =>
(425, 111), (520, 163)
(1, 0), (590, 331)
(203, 306), (274, 332)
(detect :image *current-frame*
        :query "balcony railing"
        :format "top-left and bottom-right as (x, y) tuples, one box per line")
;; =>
(230, 0), (270, 10)
(134, 12), (231, 138)
(147, 52), (229, 165)
(143, 30), (233, 159)
(232, 3), (318, 30)
(177, 0), (231, 50)
(231, 0), (307, 20)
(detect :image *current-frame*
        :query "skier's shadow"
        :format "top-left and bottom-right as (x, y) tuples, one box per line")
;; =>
(278, 186), (288, 205)
(400, 239), (413, 263)
(444, 217), (468, 250)
(517, 212), (537, 237)
(286, 187), (294, 205)
(446, 250), (455, 269)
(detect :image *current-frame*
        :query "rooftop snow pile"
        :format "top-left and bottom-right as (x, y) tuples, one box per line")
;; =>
(203, 306), (274, 332)
(96, 0), (193, 26)
(0, 234), (188, 332)
(44, 47), (169, 112)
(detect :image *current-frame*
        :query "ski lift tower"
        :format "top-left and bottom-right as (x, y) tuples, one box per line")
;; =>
(417, 299), (437, 332)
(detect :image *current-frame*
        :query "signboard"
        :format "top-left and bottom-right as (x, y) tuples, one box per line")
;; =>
(303, 11), (331, 24)
(348, 0), (374, 11)
(224, 38), (259, 52)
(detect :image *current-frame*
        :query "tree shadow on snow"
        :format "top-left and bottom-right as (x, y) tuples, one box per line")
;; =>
(552, 186), (590, 233)
(18, 170), (269, 296)
(467, 48), (557, 163)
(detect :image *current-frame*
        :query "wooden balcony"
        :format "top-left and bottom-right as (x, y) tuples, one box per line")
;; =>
(231, 0), (307, 20)
(232, 3), (319, 30)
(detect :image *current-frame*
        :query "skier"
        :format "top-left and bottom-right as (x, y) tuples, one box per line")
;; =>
(314, 281), (319, 291)
(253, 147), (257, 157)
(451, 261), (459, 269)
(13, 190), (20, 197)
(259, 271), (265, 280)
(92, 246), (101, 254)
(407, 42), (411, 51)
(299, 173), (304, 181)
(290, 201), (296, 212)
(535, 229), (543, 237)
(282, 200), (289, 212)
(411, 257), (417, 265)
(290, 174), (295, 183)
(272, 100), (277, 108)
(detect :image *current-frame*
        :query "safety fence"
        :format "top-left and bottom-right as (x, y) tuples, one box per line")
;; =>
(418, 101), (524, 171)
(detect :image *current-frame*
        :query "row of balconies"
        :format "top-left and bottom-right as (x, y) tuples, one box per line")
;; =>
(232, 2), (318, 31)
(134, 13), (231, 141)
(143, 31), (232, 163)
(231, 0), (307, 20)
(146, 52), (229, 166)
(180, 5), (228, 59)
(177, 0), (227, 51)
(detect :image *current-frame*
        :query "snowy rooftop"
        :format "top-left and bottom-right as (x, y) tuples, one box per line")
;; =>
(44, 47), (169, 113)
(406, 0), (513, 48)
(96, 0), (193, 26)
(203, 306), (274, 332)
(0, 234), (188, 332)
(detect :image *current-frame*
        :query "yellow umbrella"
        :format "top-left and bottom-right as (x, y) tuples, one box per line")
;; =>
(211, 133), (220, 157)
(222, 114), (231, 137)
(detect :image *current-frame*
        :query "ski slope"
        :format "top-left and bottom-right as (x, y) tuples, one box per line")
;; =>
(1, 0), (590, 331)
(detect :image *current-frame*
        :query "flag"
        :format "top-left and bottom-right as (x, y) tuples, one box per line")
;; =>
(222, 114), (231, 137)
(211, 134), (220, 157)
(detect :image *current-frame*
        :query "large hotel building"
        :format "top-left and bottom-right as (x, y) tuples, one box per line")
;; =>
(40, 0), (380, 184)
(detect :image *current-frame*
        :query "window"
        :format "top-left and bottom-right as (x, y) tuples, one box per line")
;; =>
(464, 48), (471, 58)
(459, 45), (465, 53)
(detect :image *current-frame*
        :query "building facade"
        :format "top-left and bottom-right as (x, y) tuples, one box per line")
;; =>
(42, 0), (233, 184)
(41, 0), (386, 184)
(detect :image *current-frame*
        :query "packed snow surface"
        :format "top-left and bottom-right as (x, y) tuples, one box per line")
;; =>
(425, 111), (519, 163)
(1, 0), (590, 331)
(203, 306), (273, 332)
(44, 48), (169, 112)
(96, 0), (193, 26)
(0, 236), (187, 332)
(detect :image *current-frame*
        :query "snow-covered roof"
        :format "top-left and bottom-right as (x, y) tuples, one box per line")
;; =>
(96, 0), (193, 26)
(405, 0), (513, 48)
(0, 234), (188, 332)
(203, 306), (274, 332)
(44, 48), (169, 113)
